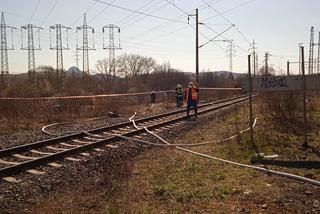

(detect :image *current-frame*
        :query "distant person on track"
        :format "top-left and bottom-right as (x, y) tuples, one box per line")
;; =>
(175, 84), (184, 108)
(184, 81), (199, 119)
(150, 91), (156, 105)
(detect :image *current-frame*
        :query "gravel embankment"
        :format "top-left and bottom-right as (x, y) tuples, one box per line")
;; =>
(0, 105), (235, 213)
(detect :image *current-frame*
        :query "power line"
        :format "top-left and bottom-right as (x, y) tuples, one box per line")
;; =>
(118, 0), (161, 25)
(121, 0), (170, 29)
(40, 0), (61, 26)
(30, 0), (41, 22)
(120, 0), (218, 44)
(200, 0), (252, 45)
(94, 0), (187, 24)
(70, 2), (97, 27)
(88, 0), (118, 23)
(203, 0), (256, 22)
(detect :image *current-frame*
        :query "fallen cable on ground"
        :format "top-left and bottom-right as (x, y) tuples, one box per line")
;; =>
(128, 113), (320, 187)
(112, 118), (256, 147)
(41, 114), (114, 136)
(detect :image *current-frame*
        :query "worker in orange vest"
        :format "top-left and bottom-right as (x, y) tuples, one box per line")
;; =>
(184, 81), (199, 119)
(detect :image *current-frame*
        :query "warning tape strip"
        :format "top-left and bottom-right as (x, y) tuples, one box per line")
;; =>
(0, 88), (242, 101)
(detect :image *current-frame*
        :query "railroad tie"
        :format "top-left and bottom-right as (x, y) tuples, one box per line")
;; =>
(26, 169), (45, 175)
(111, 130), (124, 134)
(84, 133), (105, 139)
(65, 157), (82, 162)
(0, 159), (20, 165)
(134, 135), (143, 139)
(80, 152), (90, 157)
(106, 145), (118, 148)
(83, 136), (101, 141)
(30, 150), (54, 155)
(46, 146), (68, 151)
(2, 177), (22, 183)
(47, 162), (62, 168)
(60, 142), (80, 148)
(13, 154), (37, 160)
(94, 148), (105, 152)
(72, 139), (92, 144)
(102, 132), (112, 136)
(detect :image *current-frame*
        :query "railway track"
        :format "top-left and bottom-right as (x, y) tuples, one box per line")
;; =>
(0, 95), (249, 180)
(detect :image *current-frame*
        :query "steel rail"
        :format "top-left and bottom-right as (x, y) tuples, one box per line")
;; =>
(0, 95), (248, 157)
(0, 96), (248, 178)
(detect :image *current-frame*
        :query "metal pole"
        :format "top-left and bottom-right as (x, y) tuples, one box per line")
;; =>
(195, 8), (199, 85)
(299, 43), (302, 75)
(253, 50), (256, 76)
(301, 46), (308, 147)
(287, 60), (290, 76)
(308, 27), (314, 75)
(248, 55), (254, 148)
(265, 52), (268, 75)
(317, 32), (320, 74)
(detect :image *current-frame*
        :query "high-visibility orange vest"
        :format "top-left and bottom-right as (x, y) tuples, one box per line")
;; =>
(185, 87), (198, 102)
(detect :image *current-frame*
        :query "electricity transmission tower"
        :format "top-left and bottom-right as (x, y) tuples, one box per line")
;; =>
(308, 26), (314, 74)
(1, 12), (16, 88)
(226, 40), (235, 72)
(49, 24), (70, 78)
(102, 24), (121, 78)
(76, 13), (95, 76)
(21, 24), (43, 82)
(249, 40), (257, 76)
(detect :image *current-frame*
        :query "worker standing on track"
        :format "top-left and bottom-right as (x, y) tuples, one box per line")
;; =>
(175, 84), (184, 108)
(184, 81), (199, 119)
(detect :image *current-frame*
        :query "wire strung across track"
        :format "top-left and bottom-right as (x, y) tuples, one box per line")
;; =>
(122, 114), (320, 187)
(0, 95), (248, 180)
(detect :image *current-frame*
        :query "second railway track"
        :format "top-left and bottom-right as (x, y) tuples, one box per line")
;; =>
(0, 95), (249, 180)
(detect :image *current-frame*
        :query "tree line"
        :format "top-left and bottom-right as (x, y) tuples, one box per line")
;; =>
(0, 53), (241, 97)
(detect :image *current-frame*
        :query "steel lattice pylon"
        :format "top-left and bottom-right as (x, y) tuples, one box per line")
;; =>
(21, 24), (42, 82)
(103, 24), (121, 78)
(50, 24), (70, 77)
(76, 14), (95, 76)
(0, 12), (15, 88)
(308, 27), (315, 74)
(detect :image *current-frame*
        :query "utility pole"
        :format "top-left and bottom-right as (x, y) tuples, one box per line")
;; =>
(21, 24), (43, 83)
(50, 24), (70, 78)
(0, 12), (15, 88)
(317, 32), (320, 74)
(301, 46), (308, 147)
(308, 26), (314, 74)
(256, 54), (258, 75)
(227, 40), (235, 72)
(299, 43), (303, 75)
(102, 24), (121, 78)
(287, 60), (290, 76)
(250, 40), (257, 76)
(264, 52), (269, 75)
(76, 13), (95, 76)
(188, 9), (199, 84)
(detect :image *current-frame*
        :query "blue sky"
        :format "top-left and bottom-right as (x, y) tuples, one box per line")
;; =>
(1, 0), (320, 74)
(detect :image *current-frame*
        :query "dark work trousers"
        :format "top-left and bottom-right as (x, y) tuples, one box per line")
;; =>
(187, 100), (198, 118)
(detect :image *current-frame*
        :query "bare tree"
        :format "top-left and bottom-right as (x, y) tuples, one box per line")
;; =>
(116, 54), (157, 77)
(96, 58), (111, 81)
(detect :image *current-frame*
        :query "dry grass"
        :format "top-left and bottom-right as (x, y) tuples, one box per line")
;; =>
(31, 103), (320, 213)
